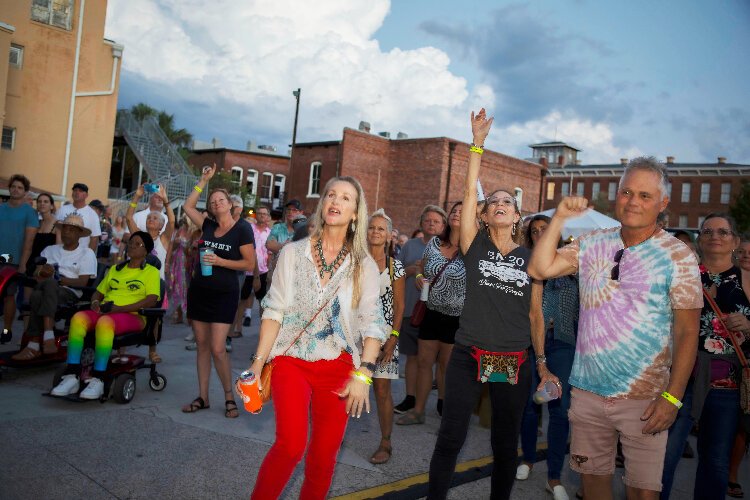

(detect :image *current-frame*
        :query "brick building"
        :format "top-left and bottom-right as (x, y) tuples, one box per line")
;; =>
(187, 145), (290, 211)
(286, 127), (545, 233)
(533, 142), (750, 229)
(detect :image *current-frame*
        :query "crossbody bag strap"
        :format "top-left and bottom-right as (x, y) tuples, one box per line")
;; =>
(702, 287), (749, 367)
(279, 284), (342, 357)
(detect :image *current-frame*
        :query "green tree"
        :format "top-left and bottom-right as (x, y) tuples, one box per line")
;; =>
(129, 103), (193, 152)
(730, 180), (750, 235)
(591, 192), (614, 218)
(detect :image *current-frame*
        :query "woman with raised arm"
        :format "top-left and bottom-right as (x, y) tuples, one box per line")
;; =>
(243, 176), (386, 499)
(180, 165), (256, 419)
(126, 183), (175, 363)
(428, 109), (558, 500)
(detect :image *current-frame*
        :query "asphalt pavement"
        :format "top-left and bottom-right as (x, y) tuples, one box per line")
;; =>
(1, 306), (746, 499)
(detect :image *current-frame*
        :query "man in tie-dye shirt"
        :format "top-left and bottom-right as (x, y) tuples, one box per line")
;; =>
(529, 157), (702, 498)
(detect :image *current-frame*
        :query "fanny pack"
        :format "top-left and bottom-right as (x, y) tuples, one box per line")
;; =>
(470, 346), (527, 384)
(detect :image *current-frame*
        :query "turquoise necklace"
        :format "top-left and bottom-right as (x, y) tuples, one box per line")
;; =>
(315, 238), (348, 279)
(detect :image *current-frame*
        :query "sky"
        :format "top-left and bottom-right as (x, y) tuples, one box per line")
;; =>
(105, 0), (750, 164)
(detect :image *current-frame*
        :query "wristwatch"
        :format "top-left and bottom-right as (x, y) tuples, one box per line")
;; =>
(535, 354), (547, 365)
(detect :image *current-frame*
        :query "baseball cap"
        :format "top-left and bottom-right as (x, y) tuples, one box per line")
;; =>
(72, 182), (89, 192)
(285, 199), (302, 210)
(89, 199), (106, 211)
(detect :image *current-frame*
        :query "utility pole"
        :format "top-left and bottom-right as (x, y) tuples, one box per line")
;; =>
(287, 88), (301, 205)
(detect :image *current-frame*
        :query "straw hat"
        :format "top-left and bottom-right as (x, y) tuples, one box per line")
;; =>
(55, 213), (92, 236)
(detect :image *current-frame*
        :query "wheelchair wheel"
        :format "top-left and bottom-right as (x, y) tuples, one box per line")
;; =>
(112, 373), (136, 404)
(149, 374), (167, 391)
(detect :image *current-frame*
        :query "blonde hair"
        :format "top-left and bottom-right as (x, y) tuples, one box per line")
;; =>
(309, 176), (370, 309)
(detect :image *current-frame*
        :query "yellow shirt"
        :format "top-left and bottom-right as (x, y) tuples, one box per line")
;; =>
(97, 262), (161, 310)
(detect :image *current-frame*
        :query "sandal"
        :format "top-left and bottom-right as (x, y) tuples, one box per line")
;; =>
(181, 397), (210, 413)
(149, 351), (163, 363)
(11, 346), (41, 361)
(229, 331), (243, 338)
(225, 399), (239, 418)
(396, 410), (425, 426)
(728, 482), (744, 498)
(370, 438), (392, 464)
(42, 338), (58, 355)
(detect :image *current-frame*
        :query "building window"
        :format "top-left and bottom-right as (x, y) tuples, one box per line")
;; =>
(9, 44), (23, 68)
(698, 216), (706, 228)
(679, 215), (688, 228)
(700, 183), (710, 203)
(246, 169), (258, 196)
(576, 182), (584, 197)
(31, 0), (73, 30)
(308, 162), (322, 197)
(666, 182), (672, 198)
(260, 172), (273, 201)
(608, 182), (617, 201)
(514, 187), (523, 210)
(273, 174), (286, 204)
(546, 182), (555, 200)
(230, 166), (243, 187)
(721, 183), (731, 204)
(592, 182), (600, 200)
(681, 183), (691, 203)
(561, 182), (569, 197)
(1, 127), (15, 150)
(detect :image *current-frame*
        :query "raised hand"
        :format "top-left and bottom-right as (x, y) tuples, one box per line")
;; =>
(555, 196), (590, 220)
(158, 184), (169, 204)
(201, 164), (217, 183)
(471, 108), (494, 146)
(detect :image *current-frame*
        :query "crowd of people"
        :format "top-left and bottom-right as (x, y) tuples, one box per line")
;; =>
(2, 106), (750, 499)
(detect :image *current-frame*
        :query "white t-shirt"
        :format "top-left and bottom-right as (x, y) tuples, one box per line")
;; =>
(133, 208), (167, 234)
(40, 243), (98, 298)
(56, 204), (102, 248)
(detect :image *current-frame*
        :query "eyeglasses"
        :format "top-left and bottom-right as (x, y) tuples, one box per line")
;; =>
(487, 196), (515, 207)
(611, 248), (624, 281)
(700, 228), (734, 238)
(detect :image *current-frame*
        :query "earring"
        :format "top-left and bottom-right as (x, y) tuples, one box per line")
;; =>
(512, 223), (516, 236)
(351, 221), (356, 232)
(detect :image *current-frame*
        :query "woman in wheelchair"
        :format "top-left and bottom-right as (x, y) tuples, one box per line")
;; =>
(51, 231), (160, 399)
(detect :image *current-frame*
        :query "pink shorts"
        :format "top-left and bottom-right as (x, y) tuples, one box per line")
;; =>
(568, 387), (668, 492)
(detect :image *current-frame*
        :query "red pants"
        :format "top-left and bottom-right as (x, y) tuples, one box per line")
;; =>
(251, 353), (353, 500)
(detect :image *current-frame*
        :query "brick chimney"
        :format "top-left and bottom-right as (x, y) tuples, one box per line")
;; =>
(558, 155), (565, 166)
(666, 156), (675, 164)
(540, 157), (548, 167)
(718, 156), (727, 164)
(620, 158), (628, 165)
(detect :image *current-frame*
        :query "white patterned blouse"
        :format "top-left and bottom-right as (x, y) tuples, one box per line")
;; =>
(261, 239), (387, 367)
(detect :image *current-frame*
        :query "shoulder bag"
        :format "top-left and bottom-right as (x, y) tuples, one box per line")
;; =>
(410, 250), (458, 327)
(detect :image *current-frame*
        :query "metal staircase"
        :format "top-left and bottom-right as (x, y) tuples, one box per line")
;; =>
(112, 110), (205, 214)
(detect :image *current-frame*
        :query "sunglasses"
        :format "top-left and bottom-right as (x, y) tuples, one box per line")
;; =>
(611, 248), (624, 281)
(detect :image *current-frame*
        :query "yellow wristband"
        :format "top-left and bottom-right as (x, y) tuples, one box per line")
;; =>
(352, 370), (373, 386)
(391, 329), (400, 338)
(415, 273), (424, 279)
(470, 145), (484, 155)
(661, 391), (683, 409)
(193, 185), (203, 193)
(129, 202), (137, 208)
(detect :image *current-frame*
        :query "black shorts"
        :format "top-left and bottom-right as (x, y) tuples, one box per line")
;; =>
(187, 282), (239, 324)
(240, 273), (268, 301)
(418, 308), (460, 344)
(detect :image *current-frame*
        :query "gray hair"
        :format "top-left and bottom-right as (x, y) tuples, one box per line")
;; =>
(419, 204), (448, 226)
(229, 194), (243, 209)
(619, 156), (670, 198)
(148, 210), (165, 224)
(369, 208), (393, 235)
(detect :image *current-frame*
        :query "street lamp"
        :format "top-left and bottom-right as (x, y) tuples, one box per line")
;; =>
(287, 88), (301, 205)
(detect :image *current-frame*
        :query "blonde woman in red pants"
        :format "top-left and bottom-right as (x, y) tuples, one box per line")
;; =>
(243, 176), (386, 500)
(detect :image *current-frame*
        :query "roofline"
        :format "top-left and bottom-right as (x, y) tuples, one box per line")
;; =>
(528, 142), (582, 152)
(294, 140), (342, 148)
(189, 148), (290, 159)
(545, 164), (750, 177)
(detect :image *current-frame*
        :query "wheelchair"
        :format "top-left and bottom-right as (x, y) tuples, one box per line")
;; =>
(47, 255), (168, 404)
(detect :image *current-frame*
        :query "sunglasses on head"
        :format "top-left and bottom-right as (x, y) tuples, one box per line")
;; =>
(611, 248), (624, 281)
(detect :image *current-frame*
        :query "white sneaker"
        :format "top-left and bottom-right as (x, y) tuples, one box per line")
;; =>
(184, 333), (195, 341)
(546, 482), (570, 500)
(51, 374), (80, 396)
(516, 463), (531, 480)
(80, 377), (104, 400)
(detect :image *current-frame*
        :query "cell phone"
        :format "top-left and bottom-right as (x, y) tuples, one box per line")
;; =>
(99, 302), (114, 314)
(144, 183), (159, 193)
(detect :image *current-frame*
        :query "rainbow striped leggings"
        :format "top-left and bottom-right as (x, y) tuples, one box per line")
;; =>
(66, 310), (145, 371)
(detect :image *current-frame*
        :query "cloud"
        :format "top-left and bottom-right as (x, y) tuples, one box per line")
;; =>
(106, 0), (478, 147)
(421, 4), (631, 125)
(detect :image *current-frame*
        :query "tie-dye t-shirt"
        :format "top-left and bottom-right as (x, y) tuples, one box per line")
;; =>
(558, 227), (702, 398)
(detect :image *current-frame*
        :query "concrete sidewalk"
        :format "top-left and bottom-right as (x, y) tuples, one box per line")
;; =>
(1, 309), (747, 499)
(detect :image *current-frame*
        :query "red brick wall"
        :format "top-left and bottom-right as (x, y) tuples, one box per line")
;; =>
(287, 143), (341, 214)
(340, 128), (391, 214)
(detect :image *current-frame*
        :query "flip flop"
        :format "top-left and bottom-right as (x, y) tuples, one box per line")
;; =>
(370, 441), (392, 464)
(181, 397), (210, 413)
